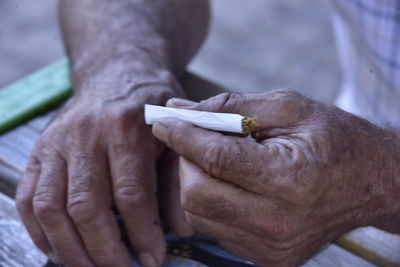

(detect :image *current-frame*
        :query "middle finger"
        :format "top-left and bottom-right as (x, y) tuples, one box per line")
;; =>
(67, 151), (131, 266)
(179, 158), (279, 236)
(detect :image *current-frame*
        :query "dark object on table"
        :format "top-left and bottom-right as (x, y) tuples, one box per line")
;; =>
(43, 260), (63, 267)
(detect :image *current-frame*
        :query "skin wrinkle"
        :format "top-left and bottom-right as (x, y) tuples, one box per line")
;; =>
(189, 211), (295, 254)
(32, 160), (64, 194)
(152, 91), (400, 266)
(103, 81), (174, 104)
(77, 62), (179, 103)
(201, 142), (223, 178)
(197, 194), (237, 222)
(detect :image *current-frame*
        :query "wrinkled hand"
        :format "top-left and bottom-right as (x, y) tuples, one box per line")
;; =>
(16, 81), (193, 267)
(152, 91), (400, 266)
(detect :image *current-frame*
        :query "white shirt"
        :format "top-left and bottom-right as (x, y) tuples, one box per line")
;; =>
(331, 0), (400, 126)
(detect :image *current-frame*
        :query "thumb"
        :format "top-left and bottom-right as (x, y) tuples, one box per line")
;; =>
(166, 91), (310, 129)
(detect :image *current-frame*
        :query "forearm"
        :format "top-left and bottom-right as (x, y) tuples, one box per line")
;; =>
(59, 0), (209, 98)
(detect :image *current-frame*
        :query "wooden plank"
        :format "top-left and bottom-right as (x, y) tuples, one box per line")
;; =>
(0, 112), (54, 197)
(303, 244), (375, 267)
(0, 125), (38, 172)
(337, 228), (400, 266)
(0, 192), (46, 266)
(0, 164), (21, 198)
(0, 111), (54, 172)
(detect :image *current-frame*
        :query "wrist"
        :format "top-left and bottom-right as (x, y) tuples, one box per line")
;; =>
(71, 53), (184, 107)
(371, 128), (400, 234)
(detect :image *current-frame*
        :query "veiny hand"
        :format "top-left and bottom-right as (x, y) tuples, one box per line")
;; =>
(16, 74), (193, 267)
(152, 91), (400, 266)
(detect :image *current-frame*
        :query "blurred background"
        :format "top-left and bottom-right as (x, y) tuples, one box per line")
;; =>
(0, 0), (341, 103)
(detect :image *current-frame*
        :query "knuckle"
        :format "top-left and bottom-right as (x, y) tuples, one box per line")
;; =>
(104, 103), (145, 128)
(202, 141), (226, 176)
(157, 69), (179, 85)
(67, 193), (97, 224)
(268, 89), (300, 108)
(268, 90), (314, 121)
(106, 106), (129, 121)
(106, 108), (138, 134)
(269, 89), (300, 98)
(33, 195), (61, 221)
(114, 183), (149, 211)
(89, 248), (118, 267)
(266, 219), (300, 244)
(200, 92), (243, 112)
(27, 151), (42, 168)
(15, 192), (31, 215)
(202, 139), (246, 177)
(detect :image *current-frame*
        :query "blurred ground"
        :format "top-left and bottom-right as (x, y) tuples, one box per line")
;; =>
(0, 0), (341, 103)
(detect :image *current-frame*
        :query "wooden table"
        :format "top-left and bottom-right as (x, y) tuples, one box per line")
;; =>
(0, 192), (46, 266)
(0, 69), (399, 266)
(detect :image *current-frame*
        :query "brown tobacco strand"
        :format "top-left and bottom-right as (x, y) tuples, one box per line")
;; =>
(242, 117), (258, 134)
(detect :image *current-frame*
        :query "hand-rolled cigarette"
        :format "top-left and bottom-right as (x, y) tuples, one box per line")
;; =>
(145, 104), (257, 134)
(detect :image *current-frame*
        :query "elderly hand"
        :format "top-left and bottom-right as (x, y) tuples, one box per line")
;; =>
(15, 70), (193, 267)
(152, 91), (400, 266)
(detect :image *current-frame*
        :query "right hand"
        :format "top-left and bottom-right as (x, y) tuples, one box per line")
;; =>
(153, 91), (400, 266)
(16, 75), (192, 267)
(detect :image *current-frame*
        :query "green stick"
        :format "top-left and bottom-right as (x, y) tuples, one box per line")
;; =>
(0, 57), (72, 134)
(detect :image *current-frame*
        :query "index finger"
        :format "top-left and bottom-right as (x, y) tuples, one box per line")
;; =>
(166, 91), (310, 131)
(152, 118), (276, 194)
(67, 152), (131, 267)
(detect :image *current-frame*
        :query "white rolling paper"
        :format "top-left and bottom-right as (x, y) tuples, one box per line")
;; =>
(145, 104), (244, 133)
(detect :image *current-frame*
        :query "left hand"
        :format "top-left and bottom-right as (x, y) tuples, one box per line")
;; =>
(15, 72), (193, 267)
(152, 91), (400, 266)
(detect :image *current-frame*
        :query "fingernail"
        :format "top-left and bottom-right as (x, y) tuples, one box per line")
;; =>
(153, 118), (184, 141)
(179, 221), (195, 237)
(167, 98), (197, 107)
(139, 253), (158, 267)
(152, 119), (168, 137)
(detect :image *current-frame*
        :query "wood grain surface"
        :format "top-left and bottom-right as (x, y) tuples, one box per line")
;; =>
(0, 192), (46, 267)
